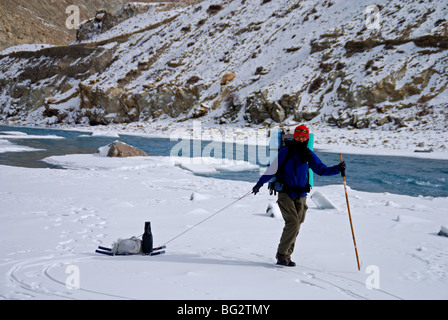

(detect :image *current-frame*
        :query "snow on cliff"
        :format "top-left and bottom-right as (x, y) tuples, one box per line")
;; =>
(0, 0), (447, 152)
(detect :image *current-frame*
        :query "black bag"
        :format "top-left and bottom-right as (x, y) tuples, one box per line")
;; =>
(142, 221), (153, 254)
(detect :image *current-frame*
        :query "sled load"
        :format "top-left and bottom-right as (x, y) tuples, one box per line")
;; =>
(95, 221), (165, 256)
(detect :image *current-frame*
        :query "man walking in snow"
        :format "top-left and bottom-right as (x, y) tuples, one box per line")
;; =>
(252, 125), (346, 267)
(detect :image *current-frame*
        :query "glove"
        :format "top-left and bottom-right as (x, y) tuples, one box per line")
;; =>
(337, 161), (346, 176)
(337, 161), (346, 171)
(252, 184), (261, 195)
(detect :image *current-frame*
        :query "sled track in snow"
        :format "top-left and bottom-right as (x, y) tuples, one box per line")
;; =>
(5, 251), (405, 300)
(6, 255), (74, 299)
(276, 263), (404, 300)
(6, 255), (134, 300)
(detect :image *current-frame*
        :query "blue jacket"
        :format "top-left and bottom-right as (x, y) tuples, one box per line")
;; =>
(257, 147), (340, 199)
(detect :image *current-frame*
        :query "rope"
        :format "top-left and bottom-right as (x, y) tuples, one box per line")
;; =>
(160, 190), (252, 247)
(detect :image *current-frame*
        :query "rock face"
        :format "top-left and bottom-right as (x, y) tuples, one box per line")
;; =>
(106, 141), (148, 157)
(0, 0), (447, 132)
(0, 0), (201, 51)
(0, 0), (127, 52)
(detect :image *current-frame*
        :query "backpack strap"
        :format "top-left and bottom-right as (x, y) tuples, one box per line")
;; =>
(267, 147), (294, 195)
(275, 147), (294, 183)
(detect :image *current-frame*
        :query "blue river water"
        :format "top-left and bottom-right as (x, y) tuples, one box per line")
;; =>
(0, 125), (447, 198)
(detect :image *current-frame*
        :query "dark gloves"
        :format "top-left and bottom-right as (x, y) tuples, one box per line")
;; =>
(337, 161), (346, 171)
(252, 184), (261, 195)
(337, 161), (346, 176)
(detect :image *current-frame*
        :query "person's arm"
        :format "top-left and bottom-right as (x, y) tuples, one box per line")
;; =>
(252, 148), (288, 194)
(309, 151), (343, 176)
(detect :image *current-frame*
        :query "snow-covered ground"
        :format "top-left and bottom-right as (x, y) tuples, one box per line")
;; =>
(0, 44), (55, 56)
(1, 0), (448, 300)
(0, 136), (447, 300)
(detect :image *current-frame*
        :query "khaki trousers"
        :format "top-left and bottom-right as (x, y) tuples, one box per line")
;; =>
(277, 192), (308, 259)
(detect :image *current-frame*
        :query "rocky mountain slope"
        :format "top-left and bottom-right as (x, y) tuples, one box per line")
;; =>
(0, 0), (447, 132)
(0, 0), (128, 51)
(0, 0), (199, 51)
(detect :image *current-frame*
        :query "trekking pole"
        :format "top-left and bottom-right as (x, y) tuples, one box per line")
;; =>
(161, 190), (252, 247)
(339, 153), (361, 271)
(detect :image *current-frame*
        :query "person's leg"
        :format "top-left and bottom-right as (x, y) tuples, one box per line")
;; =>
(276, 193), (301, 261)
(295, 197), (308, 225)
(285, 197), (308, 263)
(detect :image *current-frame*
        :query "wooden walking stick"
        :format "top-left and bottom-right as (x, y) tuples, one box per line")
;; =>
(339, 154), (361, 271)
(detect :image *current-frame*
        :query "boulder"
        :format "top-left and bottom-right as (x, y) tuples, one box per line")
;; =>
(104, 141), (147, 157)
(221, 72), (236, 86)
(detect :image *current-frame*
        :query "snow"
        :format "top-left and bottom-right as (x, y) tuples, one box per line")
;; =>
(172, 156), (260, 175)
(266, 202), (281, 219)
(1, 148), (447, 300)
(75, 3), (186, 45)
(0, 139), (42, 153)
(438, 225), (448, 238)
(0, 131), (64, 140)
(0, 131), (63, 153)
(310, 190), (340, 210)
(0, 44), (55, 56)
(90, 131), (120, 138)
(1, 0), (448, 300)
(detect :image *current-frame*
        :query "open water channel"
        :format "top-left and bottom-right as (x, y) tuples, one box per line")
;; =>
(0, 125), (447, 198)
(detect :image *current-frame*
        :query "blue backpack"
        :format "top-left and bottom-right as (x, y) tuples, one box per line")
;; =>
(267, 129), (314, 195)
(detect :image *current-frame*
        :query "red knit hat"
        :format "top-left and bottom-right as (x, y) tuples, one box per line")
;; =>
(293, 125), (309, 140)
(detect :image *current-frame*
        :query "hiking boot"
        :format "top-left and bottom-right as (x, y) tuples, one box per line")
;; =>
(276, 253), (295, 267)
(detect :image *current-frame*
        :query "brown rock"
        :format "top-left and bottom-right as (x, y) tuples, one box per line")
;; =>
(107, 141), (147, 157)
(220, 72), (236, 86)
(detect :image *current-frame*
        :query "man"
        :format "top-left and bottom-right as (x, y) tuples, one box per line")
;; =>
(252, 125), (346, 267)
